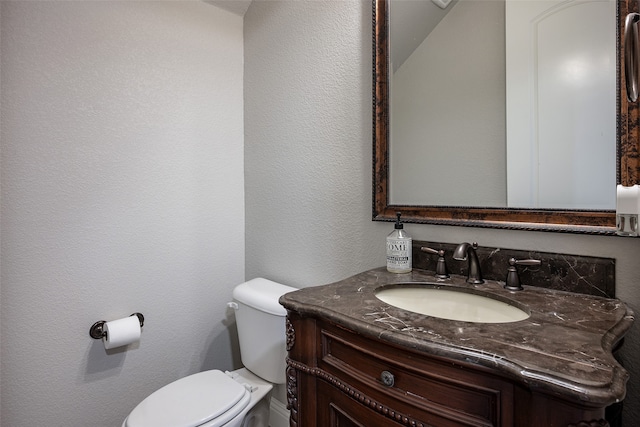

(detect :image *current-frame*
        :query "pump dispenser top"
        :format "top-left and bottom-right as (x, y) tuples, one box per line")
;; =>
(394, 213), (403, 229)
(386, 212), (412, 273)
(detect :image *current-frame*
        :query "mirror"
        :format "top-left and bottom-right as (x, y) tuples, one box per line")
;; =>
(373, 0), (640, 234)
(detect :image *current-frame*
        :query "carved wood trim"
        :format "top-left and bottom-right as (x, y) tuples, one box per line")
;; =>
(371, 0), (634, 234)
(286, 363), (299, 427)
(567, 420), (610, 427)
(287, 358), (432, 427)
(286, 318), (295, 351)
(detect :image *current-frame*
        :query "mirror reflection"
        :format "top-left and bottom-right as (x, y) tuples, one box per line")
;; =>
(388, 0), (616, 210)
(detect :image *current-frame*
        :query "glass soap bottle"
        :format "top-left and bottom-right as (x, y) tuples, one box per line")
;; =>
(386, 212), (412, 273)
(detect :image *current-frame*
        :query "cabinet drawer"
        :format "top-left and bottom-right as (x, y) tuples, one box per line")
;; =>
(317, 380), (406, 427)
(319, 324), (513, 426)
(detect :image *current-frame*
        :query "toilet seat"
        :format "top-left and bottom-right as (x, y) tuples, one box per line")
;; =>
(124, 370), (250, 427)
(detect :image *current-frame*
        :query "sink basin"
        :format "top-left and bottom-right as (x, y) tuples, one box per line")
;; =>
(375, 285), (530, 323)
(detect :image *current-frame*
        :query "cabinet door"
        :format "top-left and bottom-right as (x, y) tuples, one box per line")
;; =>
(317, 380), (409, 427)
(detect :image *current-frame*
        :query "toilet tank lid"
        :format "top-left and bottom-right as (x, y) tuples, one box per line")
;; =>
(233, 278), (297, 316)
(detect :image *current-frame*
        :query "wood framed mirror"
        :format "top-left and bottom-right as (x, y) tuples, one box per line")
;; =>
(373, 0), (640, 234)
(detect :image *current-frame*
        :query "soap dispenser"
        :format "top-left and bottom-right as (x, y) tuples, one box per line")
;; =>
(386, 212), (412, 273)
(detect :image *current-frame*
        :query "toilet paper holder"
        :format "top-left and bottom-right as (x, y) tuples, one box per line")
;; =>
(89, 313), (145, 339)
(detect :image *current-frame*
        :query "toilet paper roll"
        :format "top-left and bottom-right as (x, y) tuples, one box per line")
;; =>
(103, 315), (141, 350)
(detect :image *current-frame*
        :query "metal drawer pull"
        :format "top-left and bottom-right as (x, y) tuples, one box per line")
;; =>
(625, 13), (640, 101)
(381, 370), (395, 387)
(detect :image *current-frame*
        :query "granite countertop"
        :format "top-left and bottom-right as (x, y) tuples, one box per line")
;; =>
(279, 267), (634, 406)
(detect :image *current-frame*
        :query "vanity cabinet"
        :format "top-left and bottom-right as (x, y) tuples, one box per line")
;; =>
(281, 268), (632, 427)
(285, 313), (609, 427)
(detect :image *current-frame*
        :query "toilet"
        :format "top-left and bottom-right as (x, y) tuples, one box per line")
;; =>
(122, 278), (297, 427)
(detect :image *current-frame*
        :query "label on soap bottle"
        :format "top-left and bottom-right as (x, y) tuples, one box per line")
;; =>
(386, 238), (412, 273)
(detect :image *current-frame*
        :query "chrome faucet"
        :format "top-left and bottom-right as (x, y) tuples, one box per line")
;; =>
(453, 242), (484, 284)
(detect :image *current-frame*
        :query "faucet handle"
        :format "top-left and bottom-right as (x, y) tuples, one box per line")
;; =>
(504, 258), (541, 291)
(511, 258), (541, 266)
(420, 247), (438, 255)
(420, 247), (449, 279)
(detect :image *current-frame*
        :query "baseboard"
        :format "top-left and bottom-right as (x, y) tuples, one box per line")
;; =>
(269, 398), (289, 427)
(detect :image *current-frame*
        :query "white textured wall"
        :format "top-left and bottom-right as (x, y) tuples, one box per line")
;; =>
(244, 0), (381, 288)
(1, 2), (244, 426)
(244, 0), (640, 424)
(244, 0), (382, 401)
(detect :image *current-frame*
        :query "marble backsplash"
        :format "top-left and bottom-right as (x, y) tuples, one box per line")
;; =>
(412, 240), (615, 298)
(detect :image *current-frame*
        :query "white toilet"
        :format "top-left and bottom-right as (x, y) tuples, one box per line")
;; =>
(122, 278), (297, 427)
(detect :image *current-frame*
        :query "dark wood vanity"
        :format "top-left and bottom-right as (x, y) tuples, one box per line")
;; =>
(286, 314), (604, 427)
(280, 268), (633, 427)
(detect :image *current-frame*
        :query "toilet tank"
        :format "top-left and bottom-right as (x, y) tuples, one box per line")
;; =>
(232, 278), (297, 385)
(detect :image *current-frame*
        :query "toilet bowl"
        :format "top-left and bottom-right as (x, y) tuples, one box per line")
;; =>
(122, 279), (296, 427)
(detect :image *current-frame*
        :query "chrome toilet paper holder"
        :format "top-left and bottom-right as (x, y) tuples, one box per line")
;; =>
(89, 312), (145, 339)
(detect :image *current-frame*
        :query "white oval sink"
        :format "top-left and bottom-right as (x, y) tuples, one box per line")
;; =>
(375, 286), (529, 323)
